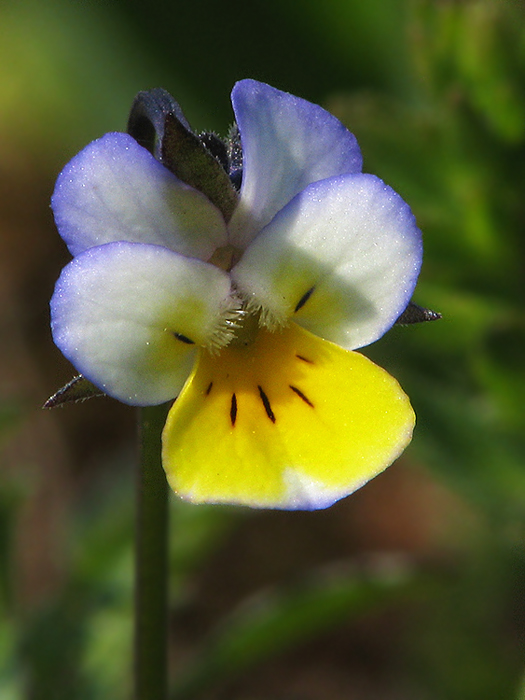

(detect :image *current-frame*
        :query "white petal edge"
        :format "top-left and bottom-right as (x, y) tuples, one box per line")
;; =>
(51, 242), (234, 405)
(52, 132), (227, 260)
(228, 79), (363, 249)
(175, 469), (373, 511)
(231, 173), (422, 351)
(281, 468), (380, 511)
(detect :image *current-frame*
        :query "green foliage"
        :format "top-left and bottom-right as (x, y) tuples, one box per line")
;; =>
(335, 0), (525, 526)
(171, 556), (418, 699)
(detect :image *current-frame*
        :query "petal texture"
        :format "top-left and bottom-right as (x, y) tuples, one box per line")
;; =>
(228, 79), (363, 248)
(232, 173), (422, 350)
(163, 323), (414, 509)
(51, 242), (233, 405)
(52, 132), (227, 260)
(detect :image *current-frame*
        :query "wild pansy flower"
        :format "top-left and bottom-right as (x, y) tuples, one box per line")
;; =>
(50, 79), (425, 510)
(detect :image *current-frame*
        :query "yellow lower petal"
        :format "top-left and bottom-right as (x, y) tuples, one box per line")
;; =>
(162, 322), (415, 509)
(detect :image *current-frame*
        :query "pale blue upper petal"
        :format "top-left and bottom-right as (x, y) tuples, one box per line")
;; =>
(52, 132), (227, 260)
(231, 173), (422, 351)
(227, 79), (363, 249)
(51, 242), (233, 406)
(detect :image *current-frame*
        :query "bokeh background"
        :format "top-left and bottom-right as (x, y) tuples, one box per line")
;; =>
(1, 0), (525, 698)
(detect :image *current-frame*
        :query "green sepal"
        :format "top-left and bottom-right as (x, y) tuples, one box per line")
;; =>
(127, 88), (191, 162)
(43, 375), (106, 408)
(161, 113), (238, 222)
(396, 301), (442, 325)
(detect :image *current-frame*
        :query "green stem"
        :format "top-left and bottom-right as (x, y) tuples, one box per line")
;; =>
(135, 403), (170, 700)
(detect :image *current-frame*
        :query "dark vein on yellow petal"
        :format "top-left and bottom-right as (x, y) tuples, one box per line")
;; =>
(296, 354), (314, 364)
(258, 386), (276, 423)
(294, 286), (315, 313)
(205, 381), (213, 396)
(230, 393), (237, 426)
(289, 385), (314, 407)
(173, 332), (195, 344)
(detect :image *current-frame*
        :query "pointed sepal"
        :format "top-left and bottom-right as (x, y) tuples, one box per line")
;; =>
(43, 375), (105, 408)
(395, 301), (442, 325)
(161, 114), (238, 222)
(127, 88), (192, 161)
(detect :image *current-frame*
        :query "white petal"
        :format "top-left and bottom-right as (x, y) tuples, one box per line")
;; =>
(228, 79), (362, 248)
(51, 242), (234, 405)
(52, 132), (227, 260)
(231, 174), (422, 350)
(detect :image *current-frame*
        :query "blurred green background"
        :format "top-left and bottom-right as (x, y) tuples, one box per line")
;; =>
(1, 0), (525, 698)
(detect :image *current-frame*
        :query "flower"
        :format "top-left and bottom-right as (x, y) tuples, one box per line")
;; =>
(50, 79), (422, 510)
